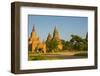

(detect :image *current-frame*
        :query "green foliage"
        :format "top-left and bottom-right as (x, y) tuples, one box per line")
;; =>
(70, 35), (88, 51)
(61, 34), (88, 51)
(32, 55), (46, 60)
(46, 39), (58, 52)
(46, 34), (88, 52)
(61, 40), (72, 50)
(28, 44), (32, 51)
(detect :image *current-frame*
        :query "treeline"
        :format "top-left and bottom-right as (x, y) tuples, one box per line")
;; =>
(61, 35), (88, 51)
(46, 34), (88, 52)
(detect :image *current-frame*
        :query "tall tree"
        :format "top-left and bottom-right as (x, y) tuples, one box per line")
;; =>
(46, 39), (58, 52)
(70, 35), (87, 51)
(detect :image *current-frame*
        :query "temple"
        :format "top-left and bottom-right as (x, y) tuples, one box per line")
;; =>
(28, 26), (62, 53)
(52, 26), (63, 50)
(28, 26), (46, 53)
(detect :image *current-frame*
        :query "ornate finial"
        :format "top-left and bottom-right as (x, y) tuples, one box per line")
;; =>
(53, 26), (60, 40)
(54, 26), (56, 31)
(48, 33), (51, 37)
(48, 33), (52, 38)
(53, 26), (58, 35)
(54, 26), (58, 33)
(32, 25), (35, 32)
(46, 33), (52, 41)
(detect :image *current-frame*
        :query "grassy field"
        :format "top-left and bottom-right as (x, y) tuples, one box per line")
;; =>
(28, 50), (87, 61)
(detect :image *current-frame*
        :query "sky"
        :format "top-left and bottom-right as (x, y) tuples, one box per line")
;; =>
(28, 15), (88, 41)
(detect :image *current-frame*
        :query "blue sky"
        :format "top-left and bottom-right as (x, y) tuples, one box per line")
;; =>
(28, 15), (88, 41)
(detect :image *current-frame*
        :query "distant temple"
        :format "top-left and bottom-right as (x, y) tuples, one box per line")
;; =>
(28, 26), (62, 53)
(46, 26), (62, 50)
(28, 26), (46, 53)
(52, 26), (62, 50)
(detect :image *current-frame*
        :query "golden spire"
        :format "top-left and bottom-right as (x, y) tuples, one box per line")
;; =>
(53, 26), (59, 40)
(54, 26), (58, 34)
(46, 33), (52, 42)
(32, 25), (35, 32)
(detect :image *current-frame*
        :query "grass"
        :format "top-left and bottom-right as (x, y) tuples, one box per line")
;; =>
(29, 55), (46, 60)
(28, 50), (88, 60)
(74, 52), (87, 56)
(28, 54), (61, 60)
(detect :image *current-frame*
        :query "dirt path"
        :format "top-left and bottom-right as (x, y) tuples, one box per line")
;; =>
(39, 54), (87, 59)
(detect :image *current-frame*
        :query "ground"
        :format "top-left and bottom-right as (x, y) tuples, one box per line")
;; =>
(28, 50), (87, 61)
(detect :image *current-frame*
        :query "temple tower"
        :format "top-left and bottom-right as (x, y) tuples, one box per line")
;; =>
(46, 33), (52, 42)
(52, 26), (63, 50)
(53, 26), (60, 41)
(28, 26), (46, 53)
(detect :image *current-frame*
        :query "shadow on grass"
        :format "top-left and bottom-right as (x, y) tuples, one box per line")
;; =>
(74, 52), (87, 56)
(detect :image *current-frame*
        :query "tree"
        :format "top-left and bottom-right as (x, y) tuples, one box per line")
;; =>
(46, 39), (58, 52)
(61, 40), (66, 50)
(86, 32), (88, 41)
(70, 35), (88, 51)
(28, 44), (32, 51)
(61, 40), (72, 50)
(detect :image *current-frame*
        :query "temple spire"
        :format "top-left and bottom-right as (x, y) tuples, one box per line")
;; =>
(54, 26), (58, 33)
(32, 25), (35, 32)
(46, 33), (52, 42)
